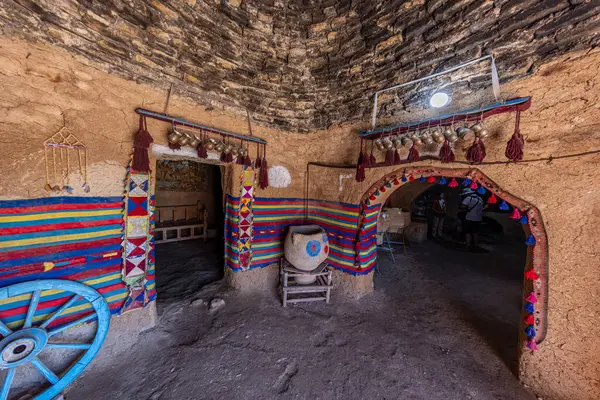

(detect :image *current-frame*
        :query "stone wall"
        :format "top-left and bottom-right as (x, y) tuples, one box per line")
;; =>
(1, 0), (598, 131)
(0, 37), (599, 400)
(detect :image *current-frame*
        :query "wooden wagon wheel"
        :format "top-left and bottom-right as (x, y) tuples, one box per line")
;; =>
(0, 280), (111, 400)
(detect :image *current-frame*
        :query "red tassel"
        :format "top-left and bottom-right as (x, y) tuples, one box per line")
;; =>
(259, 146), (269, 189)
(369, 140), (376, 165)
(506, 110), (524, 161)
(197, 143), (208, 158)
(488, 194), (498, 204)
(525, 314), (535, 325)
(510, 208), (522, 219)
(244, 154), (252, 166)
(356, 140), (366, 182)
(385, 149), (395, 165)
(406, 144), (420, 162)
(525, 269), (539, 280)
(356, 151), (365, 182)
(236, 154), (244, 165)
(409, 174), (415, 182)
(132, 116), (153, 173)
(439, 140), (455, 163)
(466, 138), (486, 164)
(168, 142), (181, 150)
(226, 152), (234, 163)
(394, 149), (401, 165)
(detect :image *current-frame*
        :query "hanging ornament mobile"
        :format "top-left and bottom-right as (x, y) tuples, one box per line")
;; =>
(43, 125), (90, 193)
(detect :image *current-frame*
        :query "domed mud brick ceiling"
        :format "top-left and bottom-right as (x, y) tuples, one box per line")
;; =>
(2, 0), (598, 131)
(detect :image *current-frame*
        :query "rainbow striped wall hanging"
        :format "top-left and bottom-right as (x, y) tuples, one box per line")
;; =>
(0, 197), (128, 328)
(225, 197), (375, 275)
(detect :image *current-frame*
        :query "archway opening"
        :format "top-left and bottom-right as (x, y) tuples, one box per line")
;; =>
(377, 179), (527, 372)
(153, 159), (224, 309)
(359, 167), (547, 376)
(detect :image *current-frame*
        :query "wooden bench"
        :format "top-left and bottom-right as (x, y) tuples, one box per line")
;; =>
(154, 201), (208, 244)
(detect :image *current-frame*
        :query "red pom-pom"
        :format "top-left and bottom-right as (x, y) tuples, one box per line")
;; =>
(380, 186), (386, 193)
(487, 194), (497, 204)
(470, 181), (478, 189)
(409, 174), (415, 182)
(510, 208), (522, 219)
(525, 269), (539, 280)
(427, 176), (436, 183)
(525, 314), (535, 325)
(369, 194), (376, 201)
(393, 179), (400, 185)
(448, 177), (458, 187)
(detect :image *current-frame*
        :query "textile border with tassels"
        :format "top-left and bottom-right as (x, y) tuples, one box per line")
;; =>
(355, 97), (532, 181)
(133, 109), (270, 189)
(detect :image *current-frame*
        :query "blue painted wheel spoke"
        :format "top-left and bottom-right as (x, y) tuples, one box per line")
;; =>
(30, 358), (59, 385)
(46, 343), (92, 350)
(23, 290), (41, 328)
(40, 294), (80, 329)
(0, 368), (15, 400)
(0, 319), (12, 337)
(48, 313), (97, 337)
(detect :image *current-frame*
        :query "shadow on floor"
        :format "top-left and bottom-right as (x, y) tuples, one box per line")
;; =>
(154, 238), (223, 308)
(375, 236), (526, 375)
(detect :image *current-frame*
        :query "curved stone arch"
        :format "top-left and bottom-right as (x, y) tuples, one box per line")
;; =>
(357, 166), (549, 348)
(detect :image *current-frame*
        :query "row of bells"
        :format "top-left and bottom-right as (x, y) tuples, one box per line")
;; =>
(167, 128), (248, 157)
(374, 122), (488, 151)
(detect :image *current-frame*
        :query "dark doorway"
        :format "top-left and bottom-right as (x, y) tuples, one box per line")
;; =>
(377, 180), (527, 373)
(154, 159), (224, 308)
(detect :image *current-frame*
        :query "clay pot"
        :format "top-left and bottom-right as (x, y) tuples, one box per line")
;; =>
(284, 225), (329, 284)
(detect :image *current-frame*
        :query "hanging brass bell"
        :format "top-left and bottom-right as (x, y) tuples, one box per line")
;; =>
(215, 140), (225, 152)
(189, 136), (201, 148)
(444, 127), (458, 143)
(401, 136), (413, 147)
(375, 139), (385, 151)
(431, 129), (445, 144)
(167, 130), (182, 144)
(178, 133), (191, 146)
(382, 137), (393, 150)
(205, 138), (216, 150)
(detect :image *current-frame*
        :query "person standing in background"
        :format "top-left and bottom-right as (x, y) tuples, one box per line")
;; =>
(459, 188), (484, 251)
(431, 193), (447, 239)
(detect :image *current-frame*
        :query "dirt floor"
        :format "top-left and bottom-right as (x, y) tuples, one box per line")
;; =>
(68, 235), (534, 400)
(154, 238), (224, 306)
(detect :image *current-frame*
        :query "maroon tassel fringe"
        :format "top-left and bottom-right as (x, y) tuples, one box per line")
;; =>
(505, 110), (524, 161)
(466, 138), (486, 164)
(132, 116), (153, 172)
(368, 140), (376, 166)
(356, 141), (366, 182)
(394, 149), (401, 165)
(197, 142), (208, 158)
(259, 145), (269, 189)
(406, 144), (420, 163)
(439, 140), (455, 163)
(244, 154), (252, 166)
(385, 149), (394, 165)
(236, 154), (244, 165)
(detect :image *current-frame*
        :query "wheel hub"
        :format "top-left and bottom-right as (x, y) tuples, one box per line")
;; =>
(0, 328), (48, 368)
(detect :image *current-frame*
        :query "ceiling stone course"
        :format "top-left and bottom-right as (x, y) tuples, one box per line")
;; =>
(0, 0), (598, 131)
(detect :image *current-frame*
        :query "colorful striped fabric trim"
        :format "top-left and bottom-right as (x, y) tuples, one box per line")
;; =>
(0, 197), (128, 329)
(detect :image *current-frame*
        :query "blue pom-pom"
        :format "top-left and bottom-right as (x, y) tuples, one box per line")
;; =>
(520, 215), (529, 224)
(499, 200), (509, 211)
(419, 175), (426, 183)
(524, 303), (535, 313)
(477, 186), (486, 195)
(439, 177), (447, 185)
(524, 325), (537, 338)
(401, 175), (407, 182)
(463, 178), (472, 186)
(526, 234), (536, 245)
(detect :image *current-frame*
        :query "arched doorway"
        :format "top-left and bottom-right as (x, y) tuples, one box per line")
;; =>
(356, 166), (548, 373)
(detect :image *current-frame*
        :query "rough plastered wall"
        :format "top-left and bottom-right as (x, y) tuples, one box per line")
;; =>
(1, 35), (599, 400)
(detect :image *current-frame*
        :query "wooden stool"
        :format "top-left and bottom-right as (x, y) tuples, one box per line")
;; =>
(279, 258), (332, 307)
